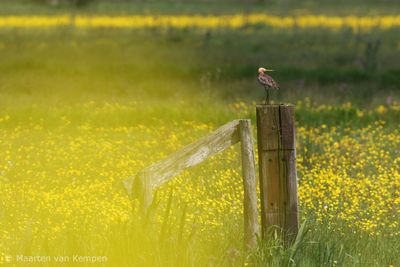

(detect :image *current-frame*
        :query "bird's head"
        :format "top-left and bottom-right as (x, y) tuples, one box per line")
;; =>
(258, 67), (275, 73)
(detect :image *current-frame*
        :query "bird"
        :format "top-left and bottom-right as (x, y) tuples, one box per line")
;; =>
(258, 67), (279, 104)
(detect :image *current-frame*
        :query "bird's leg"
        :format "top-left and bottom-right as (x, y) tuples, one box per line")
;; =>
(264, 86), (267, 104)
(264, 86), (270, 105)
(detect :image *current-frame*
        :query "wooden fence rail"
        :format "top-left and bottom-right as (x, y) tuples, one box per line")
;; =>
(123, 119), (260, 248)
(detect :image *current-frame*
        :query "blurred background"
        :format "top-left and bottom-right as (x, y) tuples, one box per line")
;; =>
(0, 0), (399, 108)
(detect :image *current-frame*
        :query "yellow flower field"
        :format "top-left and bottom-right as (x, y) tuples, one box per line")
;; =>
(0, 14), (400, 31)
(0, 102), (399, 263)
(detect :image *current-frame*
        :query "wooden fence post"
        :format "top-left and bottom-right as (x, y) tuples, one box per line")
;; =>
(239, 119), (260, 249)
(256, 104), (299, 244)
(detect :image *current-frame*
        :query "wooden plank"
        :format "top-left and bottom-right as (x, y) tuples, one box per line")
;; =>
(239, 119), (260, 249)
(280, 105), (299, 243)
(280, 150), (299, 243)
(261, 151), (283, 227)
(256, 105), (280, 151)
(256, 105), (281, 238)
(256, 107), (267, 236)
(279, 105), (295, 150)
(256, 104), (299, 244)
(279, 105), (299, 242)
(123, 120), (241, 202)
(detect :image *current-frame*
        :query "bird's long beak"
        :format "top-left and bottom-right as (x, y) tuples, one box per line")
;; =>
(264, 69), (275, 72)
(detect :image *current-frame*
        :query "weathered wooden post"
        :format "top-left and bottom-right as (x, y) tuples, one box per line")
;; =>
(256, 104), (299, 244)
(239, 120), (260, 249)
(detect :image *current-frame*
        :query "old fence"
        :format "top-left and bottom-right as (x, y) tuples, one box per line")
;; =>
(123, 104), (299, 248)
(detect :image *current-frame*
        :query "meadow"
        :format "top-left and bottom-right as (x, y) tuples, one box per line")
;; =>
(0, 1), (399, 266)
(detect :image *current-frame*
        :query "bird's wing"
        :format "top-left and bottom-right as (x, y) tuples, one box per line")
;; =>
(258, 74), (269, 85)
(258, 73), (279, 89)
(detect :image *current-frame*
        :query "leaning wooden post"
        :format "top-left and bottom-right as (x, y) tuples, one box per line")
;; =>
(123, 119), (260, 248)
(239, 119), (260, 249)
(256, 104), (299, 244)
(135, 170), (153, 211)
